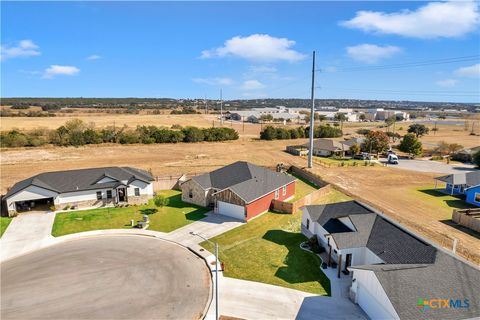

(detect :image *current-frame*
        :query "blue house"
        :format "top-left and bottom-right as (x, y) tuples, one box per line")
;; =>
(434, 171), (480, 206)
(465, 185), (480, 207)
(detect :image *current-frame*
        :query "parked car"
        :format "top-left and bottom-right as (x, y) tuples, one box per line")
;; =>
(353, 152), (371, 160)
(387, 154), (399, 164)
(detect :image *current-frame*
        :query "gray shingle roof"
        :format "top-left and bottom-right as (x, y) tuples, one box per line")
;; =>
(5, 167), (154, 198)
(435, 171), (480, 187)
(352, 251), (480, 320)
(192, 161), (296, 203)
(301, 138), (348, 152)
(304, 201), (480, 320)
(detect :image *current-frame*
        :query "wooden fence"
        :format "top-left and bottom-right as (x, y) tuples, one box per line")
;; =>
(452, 209), (480, 233)
(152, 172), (206, 191)
(271, 166), (331, 214)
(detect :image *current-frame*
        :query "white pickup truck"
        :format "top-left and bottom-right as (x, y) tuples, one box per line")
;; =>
(387, 153), (399, 164)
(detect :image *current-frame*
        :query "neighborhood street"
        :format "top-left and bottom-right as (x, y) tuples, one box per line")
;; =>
(381, 159), (477, 174)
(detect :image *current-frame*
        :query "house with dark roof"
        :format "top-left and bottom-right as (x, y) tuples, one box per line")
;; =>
(180, 161), (296, 221)
(301, 201), (480, 320)
(3, 167), (154, 216)
(434, 171), (480, 207)
(286, 137), (364, 157)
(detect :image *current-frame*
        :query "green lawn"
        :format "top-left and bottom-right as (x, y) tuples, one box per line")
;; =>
(52, 190), (208, 237)
(287, 174), (319, 203)
(201, 189), (351, 295)
(313, 156), (375, 167)
(1, 217), (12, 237)
(412, 185), (475, 219)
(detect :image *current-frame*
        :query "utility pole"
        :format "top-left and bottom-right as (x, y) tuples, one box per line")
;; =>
(308, 51), (316, 168)
(220, 89), (224, 126)
(204, 95), (208, 115)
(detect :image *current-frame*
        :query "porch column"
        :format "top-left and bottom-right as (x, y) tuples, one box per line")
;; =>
(337, 254), (342, 278)
(328, 245), (332, 267)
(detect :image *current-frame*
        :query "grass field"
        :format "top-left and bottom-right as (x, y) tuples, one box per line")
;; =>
(0, 217), (12, 237)
(313, 156), (375, 167)
(200, 189), (351, 295)
(315, 166), (480, 264)
(52, 190), (208, 236)
(411, 185), (475, 219)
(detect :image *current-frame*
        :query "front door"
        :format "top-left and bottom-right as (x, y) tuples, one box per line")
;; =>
(344, 253), (352, 274)
(117, 188), (126, 202)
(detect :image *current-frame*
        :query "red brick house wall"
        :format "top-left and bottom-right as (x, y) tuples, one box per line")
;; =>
(245, 182), (295, 220)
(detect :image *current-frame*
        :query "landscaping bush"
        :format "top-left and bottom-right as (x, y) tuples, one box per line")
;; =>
(308, 236), (325, 254)
(154, 195), (170, 207)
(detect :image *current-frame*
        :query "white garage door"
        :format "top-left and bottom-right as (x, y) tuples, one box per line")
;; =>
(217, 201), (245, 220)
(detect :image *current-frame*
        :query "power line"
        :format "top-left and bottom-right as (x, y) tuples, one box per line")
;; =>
(316, 55), (479, 73)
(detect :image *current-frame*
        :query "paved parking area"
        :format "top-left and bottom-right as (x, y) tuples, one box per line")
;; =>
(381, 159), (476, 174)
(1, 236), (211, 320)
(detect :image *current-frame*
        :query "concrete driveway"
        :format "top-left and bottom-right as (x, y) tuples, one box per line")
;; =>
(1, 236), (211, 320)
(0, 212), (56, 262)
(380, 159), (477, 174)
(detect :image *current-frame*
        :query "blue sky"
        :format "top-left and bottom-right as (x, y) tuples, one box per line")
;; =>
(1, 1), (479, 102)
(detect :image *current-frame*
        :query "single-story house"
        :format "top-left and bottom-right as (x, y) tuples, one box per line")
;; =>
(3, 167), (154, 216)
(181, 161), (296, 221)
(303, 138), (348, 157)
(434, 171), (480, 197)
(301, 201), (480, 320)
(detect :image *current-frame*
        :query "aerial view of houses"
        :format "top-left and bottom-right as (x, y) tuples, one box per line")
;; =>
(1, 1), (480, 320)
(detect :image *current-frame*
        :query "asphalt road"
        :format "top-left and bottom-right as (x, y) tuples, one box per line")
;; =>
(1, 236), (211, 320)
(380, 159), (477, 174)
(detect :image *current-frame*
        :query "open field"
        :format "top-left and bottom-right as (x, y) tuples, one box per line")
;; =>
(1, 112), (478, 145)
(201, 189), (350, 295)
(1, 123), (479, 263)
(312, 166), (480, 264)
(51, 190), (208, 236)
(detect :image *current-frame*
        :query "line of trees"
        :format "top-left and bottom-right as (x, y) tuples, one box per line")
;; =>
(1, 119), (239, 148)
(260, 125), (342, 140)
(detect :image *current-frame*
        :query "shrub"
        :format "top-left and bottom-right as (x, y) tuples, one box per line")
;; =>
(154, 195), (170, 207)
(307, 236), (325, 254)
(182, 126), (205, 142)
(473, 150), (480, 168)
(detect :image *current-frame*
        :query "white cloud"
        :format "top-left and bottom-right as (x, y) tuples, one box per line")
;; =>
(249, 65), (277, 73)
(201, 34), (305, 62)
(454, 63), (480, 78)
(240, 80), (265, 90)
(192, 77), (234, 86)
(1, 39), (41, 60)
(346, 44), (402, 63)
(341, 1), (479, 38)
(435, 79), (458, 87)
(43, 65), (80, 79)
(86, 54), (101, 60)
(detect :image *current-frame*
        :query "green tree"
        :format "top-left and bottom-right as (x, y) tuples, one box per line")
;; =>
(359, 114), (366, 121)
(349, 143), (361, 156)
(362, 131), (389, 155)
(473, 149), (480, 168)
(407, 124), (429, 137)
(399, 133), (423, 158)
(260, 126), (277, 140)
(182, 127), (205, 142)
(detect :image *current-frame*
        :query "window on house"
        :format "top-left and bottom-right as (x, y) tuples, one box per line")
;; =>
(306, 218), (310, 229)
(134, 188), (140, 196)
(282, 185), (287, 196)
(475, 193), (480, 203)
(274, 190), (279, 199)
(189, 189), (193, 198)
(96, 191), (102, 200)
(106, 190), (112, 199)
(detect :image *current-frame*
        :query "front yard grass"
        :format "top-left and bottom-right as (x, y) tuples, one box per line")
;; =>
(313, 156), (375, 167)
(52, 190), (208, 236)
(1, 217), (12, 237)
(201, 189), (351, 295)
